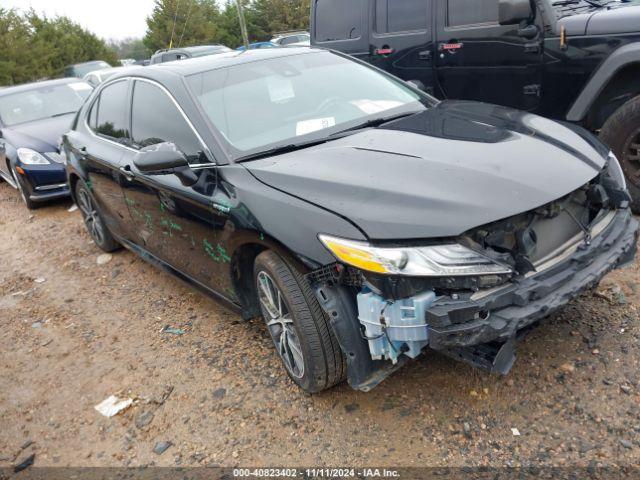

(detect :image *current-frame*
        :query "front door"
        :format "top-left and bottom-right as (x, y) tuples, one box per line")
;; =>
(367, 0), (437, 95)
(119, 79), (231, 293)
(434, 0), (543, 111)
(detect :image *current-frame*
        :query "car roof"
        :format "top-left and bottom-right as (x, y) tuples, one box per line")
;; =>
(145, 47), (320, 77)
(69, 60), (109, 68)
(0, 78), (85, 97)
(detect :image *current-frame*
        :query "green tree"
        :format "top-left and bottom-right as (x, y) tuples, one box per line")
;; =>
(0, 8), (36, 85)
(0, 8), (118, 85)
(144, 0), (222, 52)
(251, 0), (311, 39)
(109, 38), (152, 61)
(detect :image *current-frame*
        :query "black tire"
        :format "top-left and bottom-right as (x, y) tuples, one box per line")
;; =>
(75, 180), (120, 252)
(10, 164), (38, 210)
(599, 95), (640, 213)
(253, 250), (346, 393)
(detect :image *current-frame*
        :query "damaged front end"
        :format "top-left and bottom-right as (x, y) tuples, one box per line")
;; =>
(310, 155), (639, 391)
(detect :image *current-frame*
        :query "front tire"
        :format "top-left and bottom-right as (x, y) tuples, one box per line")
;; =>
(254, 250), (345, 393)
(75, 181), (120, 252)
(600, 95), (640, 213)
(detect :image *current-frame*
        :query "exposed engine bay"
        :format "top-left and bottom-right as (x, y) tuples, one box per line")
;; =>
(310, 159), (638, 391)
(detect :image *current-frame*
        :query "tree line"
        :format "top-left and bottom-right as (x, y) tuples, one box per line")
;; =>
(0, 0), (311, 86)
(0, 8), (118, 86)
(143, 0), (311, 53)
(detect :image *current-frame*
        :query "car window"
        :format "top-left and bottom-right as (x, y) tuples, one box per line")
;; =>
(93, 80), (130, 142)
(131, 81), (207, 164)
(314, 0), (362, 41)
(187, 50), (426, 157)
(447, 0), (498, 27)
(280, 36), (299, 46)
(376, 0), (428, 33)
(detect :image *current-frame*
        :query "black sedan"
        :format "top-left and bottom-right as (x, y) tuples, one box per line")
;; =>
(0, 78), (92, 209)
(63, 48), (637, 393)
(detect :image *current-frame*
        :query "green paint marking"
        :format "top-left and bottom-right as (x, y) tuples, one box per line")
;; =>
(203, 239), (231, 263)
(144, 213), (154, 231)
(125, 197), (136, 206)
(159, 217), (182, 237)
(216, 244), (231, 263)
(159, 202), (166, 212)
(259, 233), (265, 241)
(86, 179), (93, 191)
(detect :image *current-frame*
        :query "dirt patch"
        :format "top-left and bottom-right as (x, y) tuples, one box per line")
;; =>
(0, 181), (639, 468)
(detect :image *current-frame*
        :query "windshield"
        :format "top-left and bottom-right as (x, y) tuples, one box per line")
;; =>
(0, 82), (92, 126)
(187, 51), (430, 159)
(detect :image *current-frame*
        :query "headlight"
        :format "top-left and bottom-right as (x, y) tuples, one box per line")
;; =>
(607, 151), (626, 190)
(17, 147), (50, 165)
(319, 235), (513, 276)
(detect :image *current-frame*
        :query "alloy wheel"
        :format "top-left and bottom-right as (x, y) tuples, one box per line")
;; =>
(257, 271), (305, 379)
(77, 187), (106, 246)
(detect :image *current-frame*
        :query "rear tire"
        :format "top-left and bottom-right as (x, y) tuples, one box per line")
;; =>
(75, 180), (120, 252)
(253, 250), (346, 393)
(600, 95), (640, 213)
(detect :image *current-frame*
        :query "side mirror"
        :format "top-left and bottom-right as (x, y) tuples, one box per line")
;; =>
(499, 0), (533, 25)
(133, 142), (197, 186)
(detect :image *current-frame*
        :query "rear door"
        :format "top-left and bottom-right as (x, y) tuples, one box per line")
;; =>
(434, 0), (543, 110)
(67, 79), (134, 239)
(368, 0), (436, 95)
(311, 0), (369, 57)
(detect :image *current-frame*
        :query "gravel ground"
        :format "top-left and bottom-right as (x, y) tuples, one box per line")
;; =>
(1, 181), (640, 470)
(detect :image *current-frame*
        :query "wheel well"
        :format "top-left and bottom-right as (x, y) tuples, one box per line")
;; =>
(231, 243), (268, 320)
(586, 63), (640, 131)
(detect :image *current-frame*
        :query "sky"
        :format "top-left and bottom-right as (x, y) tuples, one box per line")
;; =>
(2, 0), (157, 40)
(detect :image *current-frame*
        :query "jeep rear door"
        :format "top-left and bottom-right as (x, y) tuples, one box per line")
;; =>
(311, 0), (369, 56)
(367, 0), (436, 96)
(434, 0), (543, 111)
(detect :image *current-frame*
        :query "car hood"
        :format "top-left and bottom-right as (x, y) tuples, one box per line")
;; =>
(1, 113), (75, 153)
(244, 101), (608, 240)
(558, 5), (640, 35)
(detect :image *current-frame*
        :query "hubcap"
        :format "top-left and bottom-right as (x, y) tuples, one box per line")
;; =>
(77, 187), (105, 246)
(257, 271), (305, 379)
(621, 127), (640, 186)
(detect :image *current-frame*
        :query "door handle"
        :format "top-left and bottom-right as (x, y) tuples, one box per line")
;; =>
(439, 42), (463, 53)
(374, 47), (394, 56)
(119, 165), (135, 181)
(418, 50), (432, 60)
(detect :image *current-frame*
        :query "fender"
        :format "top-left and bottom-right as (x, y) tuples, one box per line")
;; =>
(566, 43), (640, 122)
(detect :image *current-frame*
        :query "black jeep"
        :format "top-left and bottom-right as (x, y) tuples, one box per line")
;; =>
(311, 0), (640, 208)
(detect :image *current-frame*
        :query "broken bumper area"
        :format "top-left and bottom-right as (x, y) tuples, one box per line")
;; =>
(315, 209), (637, 391)
(426, 209), (637, 351)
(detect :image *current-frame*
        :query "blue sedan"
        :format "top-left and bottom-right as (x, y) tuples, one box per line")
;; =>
(0, 78), (92, 209)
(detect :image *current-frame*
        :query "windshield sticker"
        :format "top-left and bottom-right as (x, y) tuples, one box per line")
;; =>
(266, 76), (295, 103)
(296, 117), (336, 136)
(351, 99), (403, 115)
(68, 82), (92, 92)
